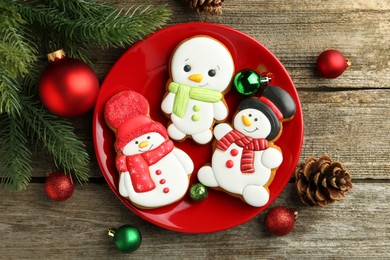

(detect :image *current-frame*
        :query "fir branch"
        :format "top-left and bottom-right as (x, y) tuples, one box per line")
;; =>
(21, 98), (90, 184)
(44, 0), (113, 19)
(0, 1), (37, 79)
(0, 114), (32, 191)
(0, 74), (22, 116)
(17, 3), (171, 48)
(0, 28), (37, 79)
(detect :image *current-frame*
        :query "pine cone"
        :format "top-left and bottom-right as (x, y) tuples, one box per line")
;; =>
(294, 155), (352, 207)
(185, 0), (225, 15)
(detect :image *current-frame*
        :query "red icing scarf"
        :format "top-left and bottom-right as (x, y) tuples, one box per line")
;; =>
(216, 129), (269, 174)
(117, 140), (174, 192)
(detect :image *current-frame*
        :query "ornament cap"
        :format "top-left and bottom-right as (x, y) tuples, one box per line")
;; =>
(346, 59), (352, 70)
(47, 49), (66, 62)
(107, 228), (116, 238)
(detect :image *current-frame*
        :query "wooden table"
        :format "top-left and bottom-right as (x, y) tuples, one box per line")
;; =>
(1, 1), (389, 258)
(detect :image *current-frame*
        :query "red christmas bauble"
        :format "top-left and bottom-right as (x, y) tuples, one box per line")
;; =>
(45, 172), (75, 201)
(264, 206), (297, 236)
(39, 49), (99, 117)
(316, 50), (351, 78)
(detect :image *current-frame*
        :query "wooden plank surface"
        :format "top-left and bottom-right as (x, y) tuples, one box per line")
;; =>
(1, 0), (390, 259)
(0, 183), (388, 259)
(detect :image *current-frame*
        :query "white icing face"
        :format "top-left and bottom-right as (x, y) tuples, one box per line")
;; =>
(171, 36), (234, 92)
(233, 109), (271, 138)
(122, 132), (165, 156)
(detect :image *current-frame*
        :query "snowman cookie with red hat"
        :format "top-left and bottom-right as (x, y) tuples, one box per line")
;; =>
(104, 90), (194, 209)
(198, 86), (296, 207)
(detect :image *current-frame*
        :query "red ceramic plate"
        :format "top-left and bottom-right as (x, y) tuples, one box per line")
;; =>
(93, 22), (303, 233)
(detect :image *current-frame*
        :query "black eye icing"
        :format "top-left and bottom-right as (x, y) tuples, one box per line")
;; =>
(147, 136), (150, 139)
(184, 65), (191, 72)
(248, 114), (252, 117)
(254, 118), (258, 122)
(135, 141), (139, 144)
(208, 69), (216, 77)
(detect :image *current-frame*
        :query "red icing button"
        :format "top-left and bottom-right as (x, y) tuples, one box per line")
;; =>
(226, 160), (234, 168)
(160, 179), (166, 184)
(230, 149), (239, 156)
(155, 170), (162, 175)
(163, 187), (170, 193)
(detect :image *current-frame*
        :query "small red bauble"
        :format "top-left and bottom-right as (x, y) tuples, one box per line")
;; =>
(39, 49), (99, 117)
(264, 206), (297, 236)
(45, 172), (75, 201)
(316, 50), (351, 78)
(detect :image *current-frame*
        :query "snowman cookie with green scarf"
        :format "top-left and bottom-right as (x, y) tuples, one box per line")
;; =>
(161, 36), (235, 144)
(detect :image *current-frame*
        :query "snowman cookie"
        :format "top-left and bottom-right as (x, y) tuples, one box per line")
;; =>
(104, 90), (194, 209)
(161, 36), (235, 144)
(197, 86), (296, 207)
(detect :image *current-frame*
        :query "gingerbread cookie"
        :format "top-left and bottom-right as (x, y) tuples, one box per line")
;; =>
(161, 36), (235, 144)
(197, 86), (296, 207)
(104, 90), (194, 209)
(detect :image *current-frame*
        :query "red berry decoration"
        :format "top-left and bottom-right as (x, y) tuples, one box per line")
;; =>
(264, 206), (298, 236)
(39, 49), (99, 117)
(316, 49), (351, 78)
(45, 172), (75, 201)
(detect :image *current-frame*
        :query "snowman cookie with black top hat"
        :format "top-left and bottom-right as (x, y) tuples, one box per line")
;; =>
(198, 86), (296, 207)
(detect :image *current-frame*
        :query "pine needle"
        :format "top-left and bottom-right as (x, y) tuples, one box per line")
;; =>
(0, 74), (22, 116)
(21, 98), (90, 184)
(0, 114), (32, 191)
(17, 3), (172, 48)
(0, 2), (37, 79)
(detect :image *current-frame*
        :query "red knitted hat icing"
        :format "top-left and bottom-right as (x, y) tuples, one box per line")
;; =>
(104, 90), (150, 129)
(115, 116), (168, 151)
(104, 90), (168, 151)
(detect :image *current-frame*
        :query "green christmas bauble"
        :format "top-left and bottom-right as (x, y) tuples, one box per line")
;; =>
(189, 183), (208, 201)
(108, 225), (142, 253)
(233, 69), (271, 96)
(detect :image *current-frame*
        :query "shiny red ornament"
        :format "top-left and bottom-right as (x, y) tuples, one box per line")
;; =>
(39, 49), (99, 117)
(264, 206), (297, 236)
(44, 172), (75, 201)
(316, 50), (351, 78)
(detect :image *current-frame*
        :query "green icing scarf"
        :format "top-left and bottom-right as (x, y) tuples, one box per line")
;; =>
(168, 82), (223, 118)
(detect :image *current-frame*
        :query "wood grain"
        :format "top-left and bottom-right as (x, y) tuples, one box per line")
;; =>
(0, 183), (388, 259)
(1, 0), (389, 258)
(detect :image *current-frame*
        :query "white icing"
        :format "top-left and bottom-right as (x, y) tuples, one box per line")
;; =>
(167, 123), (186, 141)
(164, 36), (234, 143)
(122, 132), (165, 156)
(197, 166), (219, 187)
(197, 109), (283, 207)
(242, 185), (270, 207)
(171, 37), (234, 92)
(170, 100), (214, 136)
(210, 147), (273, 194)
(192, 129), (212, 145)
(213, 101), (229, 121)
(119, 133), (194, 208)
(233, 109), (272, 139)
(213, 123), (233, 140)
(161, 92), (175, 114)
(261, 147), (283, 169)
(172, 147), (194, 174)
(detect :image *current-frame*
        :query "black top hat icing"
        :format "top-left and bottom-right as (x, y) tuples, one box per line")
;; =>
(237, 86), (296, 141)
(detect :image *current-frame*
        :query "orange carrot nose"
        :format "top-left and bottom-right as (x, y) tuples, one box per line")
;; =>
(242, 115), (252, 126)
(188, 74), (203, 83)
(138, 140), (148, 148)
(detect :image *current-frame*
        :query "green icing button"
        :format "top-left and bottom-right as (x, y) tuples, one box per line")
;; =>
(191, 114), (200, 122)
(193, 104), (201, 112)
